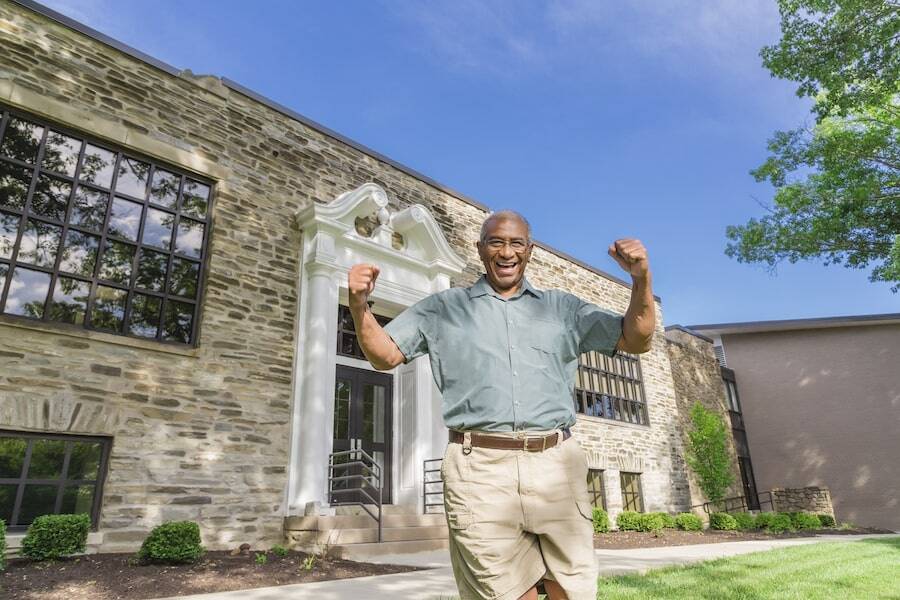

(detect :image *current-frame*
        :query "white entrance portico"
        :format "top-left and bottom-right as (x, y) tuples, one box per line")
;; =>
(286, 183), (466, 515)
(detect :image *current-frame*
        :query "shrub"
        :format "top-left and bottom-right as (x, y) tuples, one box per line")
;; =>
(616, 511), (643, 531)
(639, 513), (667, 533)
(271, 544), (289, 557)
(675, 513), (703, 531)
(21, 514), (90, 561)
(792, 512), (822, 530)
(766, 513), (794, 533)
(818, 514), (836, 527)
(255, 552), (267, 564)
(709, 512), (738, 531)
(0, 518), (6, 571)
(731, 512), (757, 530)
(754, 512), (776, 529)
(647, 512), (677, 529)
(138, 521), (204, 564)
(591, 507), (610, 534)
(685, 402), (734, 505)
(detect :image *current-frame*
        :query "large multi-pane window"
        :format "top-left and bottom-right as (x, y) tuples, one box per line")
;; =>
(587, 469), (606, 509)
(574, 350), (648, 425)
(620, 471), (644, 512)
(0, 105), (213, 345)
(0, 431), (110, 531)
(337, 304), (392, 360)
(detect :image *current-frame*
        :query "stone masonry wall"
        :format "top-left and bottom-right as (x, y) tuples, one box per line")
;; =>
(771, 487), (835, 520)
(0, 3), (692, 550)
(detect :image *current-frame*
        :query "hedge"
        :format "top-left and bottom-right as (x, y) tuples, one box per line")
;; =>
(0, 518), (6, 571)
(616, 511), (643, 531)
(592, 508), (610, 533)
(709, 512), (738, 530)
(675, 513), (703, 531)
(730, 512), (757, 530)
(21, 514), (91, 561)
(137, 521), (205, 564)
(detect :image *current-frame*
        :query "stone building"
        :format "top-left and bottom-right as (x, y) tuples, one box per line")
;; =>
(0, 1), (745, 554)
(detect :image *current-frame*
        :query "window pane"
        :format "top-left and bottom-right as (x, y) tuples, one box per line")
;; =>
(0, 162), (32, 211)
(0, 436), (27, 478)
(90, 285), (126, 332)
(59, 229), (100, 277)
(70, 187), (109, 231)
(98, 240), (135, 285)
(181, 179), (209, 218)
(169, 257), (198, 298)
(30, 175), (70, 222)
(18, 219), (62, 267)
(115, 156), (150, 199)
(0, 264), (7, 294)
(363, 384), (386, 444)
(150, 169), (179, 209)
(48, 277), (91, 325)
(0, 484), (15, 523)
(0, 117), (43, 163)
(67, 442), (101, 480)
(175, 217), (203, 258)
(135, 248), (168, 292)
(162, 299), (193, 343)
(1, 210), (19, 259)
(28, 439), (66, 478)
(129, 293), (161, 338)
(333, 379), (351, 440)
(5, 267), (51, 318)
(107, 197), (142, 241)
(60, 484), (94, 515)
(80, 144), (116, 188)
(42, 131), (82, 176)
(142, 207), (174, 250)
(18, 484), (58, 526)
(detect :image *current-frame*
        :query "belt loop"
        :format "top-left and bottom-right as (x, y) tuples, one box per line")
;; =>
(542, 434), (547, 452)
(462, 431), (473, 455)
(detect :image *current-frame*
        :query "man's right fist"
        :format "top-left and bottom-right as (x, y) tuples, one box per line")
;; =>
(348, 263), (380, 307)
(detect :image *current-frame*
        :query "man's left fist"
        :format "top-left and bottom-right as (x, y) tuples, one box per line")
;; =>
(608, 239), (650, 279)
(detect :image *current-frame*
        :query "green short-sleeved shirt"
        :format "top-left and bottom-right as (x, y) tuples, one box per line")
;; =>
(383, 274), (623, 432)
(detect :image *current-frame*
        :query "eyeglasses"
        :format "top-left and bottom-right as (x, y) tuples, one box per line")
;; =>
(484, 238), (531, 252)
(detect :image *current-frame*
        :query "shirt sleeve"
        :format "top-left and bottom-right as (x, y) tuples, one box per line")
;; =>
(382, 294), (437, 362)
(574, 298), (624, 357)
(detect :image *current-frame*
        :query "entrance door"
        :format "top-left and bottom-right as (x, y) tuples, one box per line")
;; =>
(331, 365), (392, 504)
(739, 457), (760, 510)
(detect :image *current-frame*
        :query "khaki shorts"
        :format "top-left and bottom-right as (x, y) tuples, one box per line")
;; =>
(441, 431), (598, 600)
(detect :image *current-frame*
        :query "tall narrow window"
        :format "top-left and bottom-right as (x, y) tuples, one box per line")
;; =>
(587, 468), (606, 509)
(573, 350), (648, 425)
(337, 304), (392, 360)
(619, 471), (644, 512)
(0, 105), (213, 345)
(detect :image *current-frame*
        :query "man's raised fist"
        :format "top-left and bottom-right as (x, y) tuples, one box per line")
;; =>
(348, 263), (380, 307)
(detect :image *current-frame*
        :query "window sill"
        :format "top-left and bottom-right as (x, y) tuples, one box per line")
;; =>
(0, 315), (201, 358)
(576, 413), (651, 431)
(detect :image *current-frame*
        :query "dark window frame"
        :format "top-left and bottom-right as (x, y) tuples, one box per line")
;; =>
(573, 350), (649, 426)
(587, 468), (606, 510)
(0, 104), (215, 347)
(337, 304), (392, 360)
(0, 429), (112, 532)
(620, 471), (644, 513)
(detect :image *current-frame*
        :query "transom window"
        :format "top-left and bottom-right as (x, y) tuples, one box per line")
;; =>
(587, 468), (606, 510)
(0, 430), (111, 531)
(574, 350), (648, 425)
(0, 105), (213, 345)
(620, 471), (644, 512)
(337, 304), (392, 360)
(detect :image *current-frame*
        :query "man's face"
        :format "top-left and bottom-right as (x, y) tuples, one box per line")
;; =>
(476, 217), (533, 294)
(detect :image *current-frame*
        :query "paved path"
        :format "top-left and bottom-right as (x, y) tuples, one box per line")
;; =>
(158, 534), (898, 600)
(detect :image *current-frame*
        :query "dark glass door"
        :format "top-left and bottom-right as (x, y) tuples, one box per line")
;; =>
(331, 365), (392, 504)
(739, 457), (760, 510)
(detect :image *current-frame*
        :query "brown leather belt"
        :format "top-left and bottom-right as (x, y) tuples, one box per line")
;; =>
(449, 428), (571, 452)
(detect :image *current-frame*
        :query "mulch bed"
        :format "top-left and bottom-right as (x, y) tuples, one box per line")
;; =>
(1, 549), (424, 600)
(593, 526), (894, 549)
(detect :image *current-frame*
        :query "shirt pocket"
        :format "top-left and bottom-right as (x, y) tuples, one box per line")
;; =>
(525, 317), (568, 355)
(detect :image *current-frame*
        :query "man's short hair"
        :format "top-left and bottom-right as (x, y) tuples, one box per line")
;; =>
(479, 210), (532, 243)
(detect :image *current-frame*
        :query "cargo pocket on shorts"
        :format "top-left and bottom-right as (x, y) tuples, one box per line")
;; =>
(564, 440), (594, 521)
(447, 509), (472, 530)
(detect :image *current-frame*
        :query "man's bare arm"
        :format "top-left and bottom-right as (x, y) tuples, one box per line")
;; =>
(348, 264), (406, 370)
(608, 239), (655, 354)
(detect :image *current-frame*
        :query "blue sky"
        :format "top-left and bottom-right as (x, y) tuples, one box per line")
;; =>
(40, 0), (898, 325)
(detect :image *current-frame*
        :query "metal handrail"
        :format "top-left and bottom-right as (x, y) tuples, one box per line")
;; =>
(423, 458), (444, 514)
(691, 490), (774, 515)
(328, 448), (383, 542)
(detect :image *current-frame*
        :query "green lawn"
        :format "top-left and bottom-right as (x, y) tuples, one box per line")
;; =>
(597, 536), (900, 599)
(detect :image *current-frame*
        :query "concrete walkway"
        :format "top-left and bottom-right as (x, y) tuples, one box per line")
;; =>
(158, 534), (898, 600)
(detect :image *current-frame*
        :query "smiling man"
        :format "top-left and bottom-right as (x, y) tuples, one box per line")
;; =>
(347, 210), (655, 600)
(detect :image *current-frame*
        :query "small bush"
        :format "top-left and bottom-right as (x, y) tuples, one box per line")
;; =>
(591, 507), (610, 534)
(709, 512), (738, 531)
(21, 514), (90, 561)
(675, 513), (703, 531)
(731, 512), (757, 530)
(0, 518), (6, 571)
(818, 514), (836, 527)
(646, 512), (677, 529)
(639, 513), (667, 532)
(754, 512), (776, 529)
(616, 511), (643, 531)
(766, 513), (794, 533)
(271, 544), (289, 557)
(792, 512), (822, 530)
(138, 521), (205, 564)
(255, 552), (267, 564)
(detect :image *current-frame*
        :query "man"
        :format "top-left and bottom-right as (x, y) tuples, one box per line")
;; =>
(347, 210), (654, 600)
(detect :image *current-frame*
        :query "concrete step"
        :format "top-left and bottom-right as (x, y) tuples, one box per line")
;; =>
(285, 512), (447, 531)
(318, 524), (448, 545)
(331, 537), (450, 560)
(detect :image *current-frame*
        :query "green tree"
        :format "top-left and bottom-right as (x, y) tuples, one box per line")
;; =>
(726, 0), (900, 290)
(685, 402), (733, 506)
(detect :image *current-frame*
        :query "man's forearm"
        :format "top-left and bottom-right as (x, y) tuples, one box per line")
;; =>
(620, 273), (655, 353)
(349, 301), (405, 370)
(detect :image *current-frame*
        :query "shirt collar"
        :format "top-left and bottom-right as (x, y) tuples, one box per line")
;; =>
(467, 274), (543, 300)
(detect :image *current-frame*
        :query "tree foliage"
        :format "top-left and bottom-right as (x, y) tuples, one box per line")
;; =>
(685, 402), (733, 505)
(727, 0), (900, 290)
